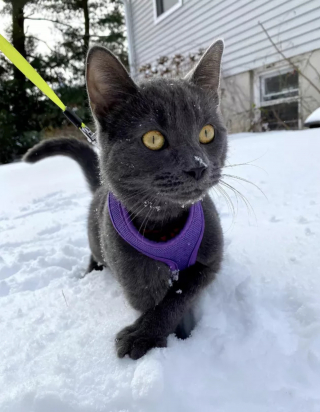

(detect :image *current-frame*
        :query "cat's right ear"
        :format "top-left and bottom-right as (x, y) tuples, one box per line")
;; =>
(86, 46), (138, 118)
(185, 39), (224, 94)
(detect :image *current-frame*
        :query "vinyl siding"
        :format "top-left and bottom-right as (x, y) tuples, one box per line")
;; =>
(125, 0), (320, 77)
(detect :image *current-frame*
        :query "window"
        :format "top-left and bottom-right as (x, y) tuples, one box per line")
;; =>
(259, 69), (299, 130)
(260, 70), (299, 102)
(154, 0), (182, 22)
(260, 102), (299, 130)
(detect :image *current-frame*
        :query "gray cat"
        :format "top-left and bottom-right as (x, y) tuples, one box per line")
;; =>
(23, 39), (227, 360)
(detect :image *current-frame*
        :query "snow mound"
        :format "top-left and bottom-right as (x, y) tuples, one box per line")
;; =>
(304, 107), (320, 127)
(1, 129), (320, 411)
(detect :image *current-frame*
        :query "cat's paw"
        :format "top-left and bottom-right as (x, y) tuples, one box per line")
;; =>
(116, 324), (167, 360)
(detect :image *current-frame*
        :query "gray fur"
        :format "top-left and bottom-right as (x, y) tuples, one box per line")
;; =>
(24, 40), (227, 360)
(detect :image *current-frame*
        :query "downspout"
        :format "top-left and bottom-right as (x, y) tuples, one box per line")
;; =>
(123, 0), (137, 78)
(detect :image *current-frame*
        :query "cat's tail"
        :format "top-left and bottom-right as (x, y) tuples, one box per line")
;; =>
(23, 138), (100, 193)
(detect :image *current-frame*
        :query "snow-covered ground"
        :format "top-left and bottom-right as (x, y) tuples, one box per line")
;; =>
(1, 129), (320, 412)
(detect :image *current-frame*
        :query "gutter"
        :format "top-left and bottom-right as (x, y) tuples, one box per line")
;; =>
(123, 0), (136, 78)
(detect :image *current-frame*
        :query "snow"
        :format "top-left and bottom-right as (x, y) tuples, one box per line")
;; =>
(304, 107), (320, 126)
(194, 155), (208, 167)
(1, 128), (320, 411)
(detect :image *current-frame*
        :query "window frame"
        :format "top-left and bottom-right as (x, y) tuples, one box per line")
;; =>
(259, 66), (300, 107)
(254, 65), (301, 129)
(153, 0), (183, 25)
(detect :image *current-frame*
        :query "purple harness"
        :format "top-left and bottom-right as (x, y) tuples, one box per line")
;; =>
(108, 192), (205, 272)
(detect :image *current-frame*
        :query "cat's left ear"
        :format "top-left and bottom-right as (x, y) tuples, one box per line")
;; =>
(185, 39), (224, 93)
(86, 46), (138, 118)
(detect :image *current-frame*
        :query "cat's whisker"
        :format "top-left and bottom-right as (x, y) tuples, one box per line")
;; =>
(219, 181), (252, 217)
(225, 152), (268, 169)
(224, 158), (267, 174)
(142, 200), (157, 237)
(222, 174), (268, 200)
(160, 201), (168, 233)
(127, 193), (161, 225)
(223, 183), (239, 219)
(219, 180), (257, 223)
(216, 184), (236, 221)
(125, 192), (149, 219)
(118, 187), (151, 204)
(215, 185), (232, 218)
(127, 195), (152, 222)
(138, 198), (156, 236)
(211, 186), (236, 232)
(215, 185), (230, 216)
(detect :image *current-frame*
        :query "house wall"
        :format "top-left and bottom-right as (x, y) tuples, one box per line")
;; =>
(125, 0), (320, 78)
(220, 49), (320, 134)
(125, 1), (320, 133)
(298, 49), (320, 124)
(220, 72), (252, 134)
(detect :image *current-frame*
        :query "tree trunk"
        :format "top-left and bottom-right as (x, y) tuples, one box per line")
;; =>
(11, 0), (27, 83)
(10, 0), (29, 139)
(82, 0), (90, 53)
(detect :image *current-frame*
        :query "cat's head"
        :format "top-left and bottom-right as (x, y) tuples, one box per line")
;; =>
(86, 40), (227, 212)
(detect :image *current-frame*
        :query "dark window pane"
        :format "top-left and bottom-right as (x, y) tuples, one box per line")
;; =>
(261, 70), (299, 101)
(260, 102), (299, 130)
(156, 0), (164, 15)
(156, 0), (179, 16)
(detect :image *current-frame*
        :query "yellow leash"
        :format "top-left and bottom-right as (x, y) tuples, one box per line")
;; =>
(0, 34), (96, 144)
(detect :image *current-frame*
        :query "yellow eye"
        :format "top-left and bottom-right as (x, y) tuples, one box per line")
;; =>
(199, 125), (215, 144)
(142, 130), (165, 150)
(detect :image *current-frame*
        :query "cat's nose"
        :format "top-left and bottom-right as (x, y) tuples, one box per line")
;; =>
(183, 166), (207, 181)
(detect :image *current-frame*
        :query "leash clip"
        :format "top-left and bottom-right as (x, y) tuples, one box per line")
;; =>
(80, 125), (97, 145)
(63, 107), (96, 145)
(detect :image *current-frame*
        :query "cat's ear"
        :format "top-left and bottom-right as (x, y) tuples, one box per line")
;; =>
(86, 46), (138, 117)
(185, 39), (224, 93)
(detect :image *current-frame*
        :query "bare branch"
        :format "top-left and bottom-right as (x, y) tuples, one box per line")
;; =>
(27, 54), (63, 70)
(308, 60), (320, 82)
(270, 107), (290, 130)
(25, 17), (73, 28)
(259, 22), (320, 95)
(26, 36), (54, 52)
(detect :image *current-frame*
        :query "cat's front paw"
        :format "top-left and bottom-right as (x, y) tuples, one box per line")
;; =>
(116, 323), (167, 360)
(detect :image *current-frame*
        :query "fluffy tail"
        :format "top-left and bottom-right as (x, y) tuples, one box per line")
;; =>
(23, 138), (100, 193)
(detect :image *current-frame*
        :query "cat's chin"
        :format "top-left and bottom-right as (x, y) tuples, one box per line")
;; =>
(167, 190), (208, 207)
(167, 179), (220, 207)
(178, 195), (206, 207)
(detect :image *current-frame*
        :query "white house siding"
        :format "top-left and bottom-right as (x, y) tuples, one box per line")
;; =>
(126, 0), (320, 78)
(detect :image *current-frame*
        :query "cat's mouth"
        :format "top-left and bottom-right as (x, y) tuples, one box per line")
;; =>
(151, 170), (221, 205)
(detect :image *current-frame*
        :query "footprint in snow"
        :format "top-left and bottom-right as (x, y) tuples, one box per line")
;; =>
(37, 224), (62, 236)
(297, 216), (309, 224)
(32, 191), (63, 204)
(270, 216), (282, 223)
(305, 227), (315, 236)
